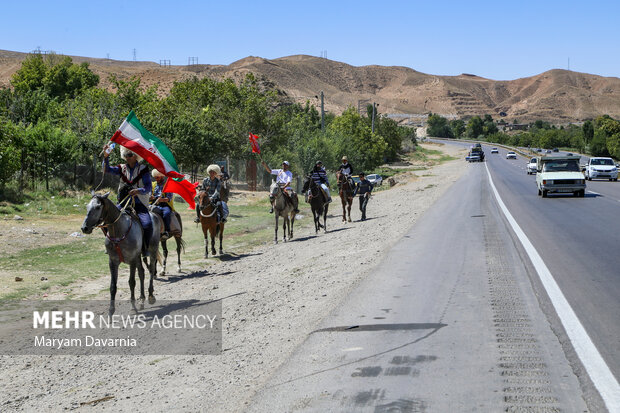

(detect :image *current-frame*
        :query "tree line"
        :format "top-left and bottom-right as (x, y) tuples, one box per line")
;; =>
(0, 53), (415, 193)
(427, 113), (620, 159)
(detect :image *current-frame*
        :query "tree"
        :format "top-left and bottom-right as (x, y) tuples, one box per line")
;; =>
(582, 120), (594, 148)
(427, 114), (453, 138)
(450, 119), (465, 138)
(0, 120), (21, 189)
(465, 116), (484, 139)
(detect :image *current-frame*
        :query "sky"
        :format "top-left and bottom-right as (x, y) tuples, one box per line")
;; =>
(2, 0), (619, 81)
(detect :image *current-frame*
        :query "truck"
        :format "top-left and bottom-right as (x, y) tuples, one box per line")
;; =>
(536, 155), (586, 197)
(466, 145), (485, 162)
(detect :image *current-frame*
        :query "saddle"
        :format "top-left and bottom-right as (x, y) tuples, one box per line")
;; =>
(149, 205), (182, 237)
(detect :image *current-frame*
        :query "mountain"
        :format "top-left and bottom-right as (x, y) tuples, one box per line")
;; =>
(1, 50), (619, 123)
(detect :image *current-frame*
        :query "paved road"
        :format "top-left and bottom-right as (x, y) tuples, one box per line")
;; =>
(246, 144), (620, 411)
(475, 143), (620, 379)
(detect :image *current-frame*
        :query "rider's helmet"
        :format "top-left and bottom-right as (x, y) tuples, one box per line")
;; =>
(282, 161), (290, 166)
(342, 156), (348, 162)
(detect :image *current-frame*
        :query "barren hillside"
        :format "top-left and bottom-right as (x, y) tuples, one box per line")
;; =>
(2, 49), (619, 122)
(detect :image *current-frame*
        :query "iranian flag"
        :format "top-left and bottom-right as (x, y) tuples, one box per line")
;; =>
(249, 132), (261, 154)
(112, 111), (198, 208)
(163, 178), (200, 210)
(111, 111), (184, 179)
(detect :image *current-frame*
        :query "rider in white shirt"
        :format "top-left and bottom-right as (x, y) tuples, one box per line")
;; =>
(261, 160), (299, 213)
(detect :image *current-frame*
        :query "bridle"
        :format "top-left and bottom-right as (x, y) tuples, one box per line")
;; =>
(198, 192), (217, 218)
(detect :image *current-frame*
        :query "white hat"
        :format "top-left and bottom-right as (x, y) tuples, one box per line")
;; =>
(120, 146), (143, 162)
(282, 161), (290, 166)
(151, 169), (165, 178)
(207, 164), (222, 175)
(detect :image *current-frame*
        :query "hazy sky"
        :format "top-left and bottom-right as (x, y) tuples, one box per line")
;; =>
(2, 0), (619, 80)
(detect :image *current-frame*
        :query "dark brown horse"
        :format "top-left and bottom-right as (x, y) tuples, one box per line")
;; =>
(198, 191), (225, 258)
(159, 211), (186, 276)
(302, 176), (328, 233)
(337, 172), (354, 223)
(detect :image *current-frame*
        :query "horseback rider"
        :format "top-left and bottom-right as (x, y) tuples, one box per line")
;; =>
(194, 164), (229, 224)
(353, 171), (374, 221)
(310, 161), (332, 203)
(102, 144), (153, 256)
(261, 160), (299, 213)
(337, 156), (354, 191)
(150, 169), (173, 240)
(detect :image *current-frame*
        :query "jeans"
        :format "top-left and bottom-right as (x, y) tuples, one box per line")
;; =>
(359, 195), (369, 220)
(152, 204), (171, 232)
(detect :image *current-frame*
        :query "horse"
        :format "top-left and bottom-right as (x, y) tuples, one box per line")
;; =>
(198, 191), (225, 258)
(272, 183), (296, 244)
(302, 176), (329, 233)
(81, 192), (161, 314)
(336, 171), (354, 223)
(158, 210), (186, 277)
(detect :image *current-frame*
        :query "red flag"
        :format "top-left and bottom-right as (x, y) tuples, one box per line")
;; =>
(249, 132), (261, 154)
(163, 178), (199, 210)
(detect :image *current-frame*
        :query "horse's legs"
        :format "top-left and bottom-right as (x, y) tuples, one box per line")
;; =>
(347, 198), (352, 222)
(274, 214), (279, 244)
(204, 233), (209, 258)
(219, 226), (224, 255)
(160, 239), (168, 277)
(109, 259), (119, 315)
(176, 236), (182, 272)
(341, 196), (346, 222)
(289, 212), (295, 239)
(128, 263), (136, 302)
(210, 227), (217, 256)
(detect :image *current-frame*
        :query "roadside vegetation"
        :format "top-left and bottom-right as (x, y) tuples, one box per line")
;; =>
(427, 113), (620, 159)
(0, 52), (417, 200)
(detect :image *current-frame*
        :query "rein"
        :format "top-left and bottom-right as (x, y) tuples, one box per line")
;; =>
(95, 196), (134, 263)
(198, 193), (217, 218)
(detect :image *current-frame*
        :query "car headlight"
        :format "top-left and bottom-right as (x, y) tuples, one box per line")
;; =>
(579, 179), (585, 184)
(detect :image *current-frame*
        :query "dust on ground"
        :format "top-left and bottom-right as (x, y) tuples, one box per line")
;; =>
(0, 143), (467, 412)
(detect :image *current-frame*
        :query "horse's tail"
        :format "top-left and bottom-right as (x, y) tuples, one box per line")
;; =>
(176, 236), (186, 253)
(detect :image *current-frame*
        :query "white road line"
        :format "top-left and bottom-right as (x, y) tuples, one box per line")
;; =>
(588, 191), (601, 195)
(484, 163), (620, 411)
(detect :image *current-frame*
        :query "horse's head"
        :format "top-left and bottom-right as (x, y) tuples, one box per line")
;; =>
(197, 191), (211, 211)
(302, 175), (312, 193)
(81, 191), (111, 234)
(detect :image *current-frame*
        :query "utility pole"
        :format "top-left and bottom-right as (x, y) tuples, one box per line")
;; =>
(320, 91), (325, 132)
(371, 102), (378, 133)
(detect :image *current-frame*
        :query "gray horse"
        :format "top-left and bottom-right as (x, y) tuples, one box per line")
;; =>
(272, 184), (295, 243)
(81, 192), (161, 314)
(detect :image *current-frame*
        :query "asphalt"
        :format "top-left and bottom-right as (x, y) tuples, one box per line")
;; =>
(246, 157), (592, 412)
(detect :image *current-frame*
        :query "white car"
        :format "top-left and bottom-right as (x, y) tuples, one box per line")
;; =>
(536, 156), (586, 197)
(583, 157), (618, 181)
(366, 174), (383, 186)
(491, 148), (499, 154)
(506, 151), (517, 159)
(527, 158), (537, 174)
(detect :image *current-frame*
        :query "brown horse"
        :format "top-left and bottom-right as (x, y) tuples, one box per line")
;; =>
(159, 211), (186, 276)
(198, 191), (225, 258)
(337, 172), (354, 222)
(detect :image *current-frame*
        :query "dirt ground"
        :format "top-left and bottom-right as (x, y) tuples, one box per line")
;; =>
(0, 143), (467, 412)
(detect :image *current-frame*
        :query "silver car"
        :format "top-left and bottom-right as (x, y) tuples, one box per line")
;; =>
(366, 174), (383, 186)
